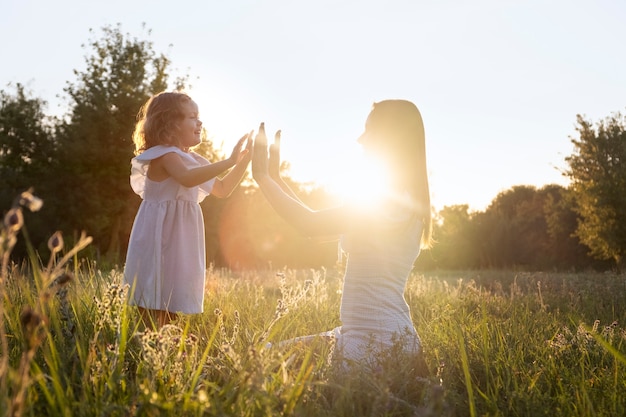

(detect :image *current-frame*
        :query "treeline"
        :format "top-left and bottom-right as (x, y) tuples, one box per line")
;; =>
(193, 181), (615, 271)
(1, 25), (625, 271)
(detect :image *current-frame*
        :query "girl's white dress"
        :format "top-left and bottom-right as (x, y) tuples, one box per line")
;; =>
(123, 145), (215, 314)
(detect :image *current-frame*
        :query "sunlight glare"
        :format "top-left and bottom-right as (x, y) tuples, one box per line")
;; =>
(324, 149), (390, 207)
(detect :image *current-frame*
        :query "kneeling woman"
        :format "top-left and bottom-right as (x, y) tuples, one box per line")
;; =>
(252, 100), (432, 368)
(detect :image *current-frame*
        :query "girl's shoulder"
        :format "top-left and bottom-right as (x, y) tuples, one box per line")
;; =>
(130, 146), (186, 198)
(130, 146), (211, 198)
(134, 145), (187, 162)
(135, 146), (209, 167)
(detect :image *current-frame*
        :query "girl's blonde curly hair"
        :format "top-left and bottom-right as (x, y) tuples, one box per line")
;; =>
(132, 91), (192, 154)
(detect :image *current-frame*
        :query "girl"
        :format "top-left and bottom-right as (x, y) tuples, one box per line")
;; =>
(252, 100), (432, 369)
(124, 91), (252, 328)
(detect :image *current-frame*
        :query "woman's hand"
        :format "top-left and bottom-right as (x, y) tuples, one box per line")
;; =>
(269, 130), (282, 180)
(252, 122), (270, 181)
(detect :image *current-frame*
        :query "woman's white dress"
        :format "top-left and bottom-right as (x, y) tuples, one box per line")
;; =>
(123, 146), (215, 314)
(334, 200), (423, 363)
(278, 198), (423, 365)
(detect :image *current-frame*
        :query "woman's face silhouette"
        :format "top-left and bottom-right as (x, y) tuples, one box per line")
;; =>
(357, 112), (384, 156)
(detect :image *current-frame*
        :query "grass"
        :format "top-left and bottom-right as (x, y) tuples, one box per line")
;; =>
(2, 194), (626, 416)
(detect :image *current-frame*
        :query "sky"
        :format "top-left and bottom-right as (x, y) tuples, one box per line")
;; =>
(2, 0), (625, 211)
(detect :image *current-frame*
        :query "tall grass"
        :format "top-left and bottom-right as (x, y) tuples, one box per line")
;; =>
(1, 193), (625, 416)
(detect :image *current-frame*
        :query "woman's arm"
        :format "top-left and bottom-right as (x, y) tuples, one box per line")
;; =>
(255, 175), (354, 237)
(253, 123), (354, 237)
(268, 130), (304, 203)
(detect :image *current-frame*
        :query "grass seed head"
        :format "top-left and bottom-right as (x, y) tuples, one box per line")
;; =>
(18, 189), (43, 212)
(48, 231), (64, 254)
(4, 208), (23, 233)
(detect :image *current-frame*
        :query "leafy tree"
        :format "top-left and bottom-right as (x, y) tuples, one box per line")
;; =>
(0, 84), (56, 198)
(53, 24), (186, 261)
(565, 112), (626, 268)
(428, 205), (479, 269)
(478, 185), (551, 269)
(542, 184), (598, 270)
(423, 183), (600, 271)
(480, 186), (530, 268)
(0, 84), (58, 253)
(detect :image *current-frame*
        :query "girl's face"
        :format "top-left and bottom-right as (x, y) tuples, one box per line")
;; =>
(179, 100), (203, 150)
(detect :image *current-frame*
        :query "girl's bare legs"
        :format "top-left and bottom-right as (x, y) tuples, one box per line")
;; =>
(138, 307), (178, 329)
(156, 309), (178, 327)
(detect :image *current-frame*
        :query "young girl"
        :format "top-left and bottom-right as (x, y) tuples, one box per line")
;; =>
(123, 91), (252, 328)
(252, 100), (432, 369)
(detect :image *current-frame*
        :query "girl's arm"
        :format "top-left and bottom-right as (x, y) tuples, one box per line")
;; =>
(157, 134), (249, 188)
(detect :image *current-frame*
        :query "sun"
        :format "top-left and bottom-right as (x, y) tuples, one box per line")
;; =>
(323, 149), (391, 207)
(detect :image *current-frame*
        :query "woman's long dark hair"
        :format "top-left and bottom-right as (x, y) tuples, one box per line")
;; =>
(366, 100), (432, 249)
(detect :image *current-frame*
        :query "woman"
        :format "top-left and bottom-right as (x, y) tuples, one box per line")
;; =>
(252, 99), (432, 367)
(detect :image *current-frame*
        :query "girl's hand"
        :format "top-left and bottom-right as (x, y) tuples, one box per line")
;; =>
(269, 130), (282, 180)
(235, 131), (253, 165)
(229, 133), (250, 164)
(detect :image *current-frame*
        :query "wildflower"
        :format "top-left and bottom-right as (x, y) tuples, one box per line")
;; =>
(214, 308), (228, 342)
(134, 324), (200, 392)
(326, 331), (336, 367)
(549, 332), (569, 352)
(48, 231), (64, 255)
(93, 280), (129, 333)
(231, 310), (240, 346)
(276, 299), (288, 317)
(220, 342), (242, 370)
(592, 319), (600, 333)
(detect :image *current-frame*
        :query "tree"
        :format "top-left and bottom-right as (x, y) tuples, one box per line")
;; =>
(53, 24), (186, 261)
(427, 204), (479, 269)
(0, 84), (56, 198)
(542, 184), (597, 270)
(477, 185), (554, 269)
(0, 84), (58, 254)
(565, 112), (626, 268)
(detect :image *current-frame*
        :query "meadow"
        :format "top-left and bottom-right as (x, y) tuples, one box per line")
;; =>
(1, 212), (626, 416)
